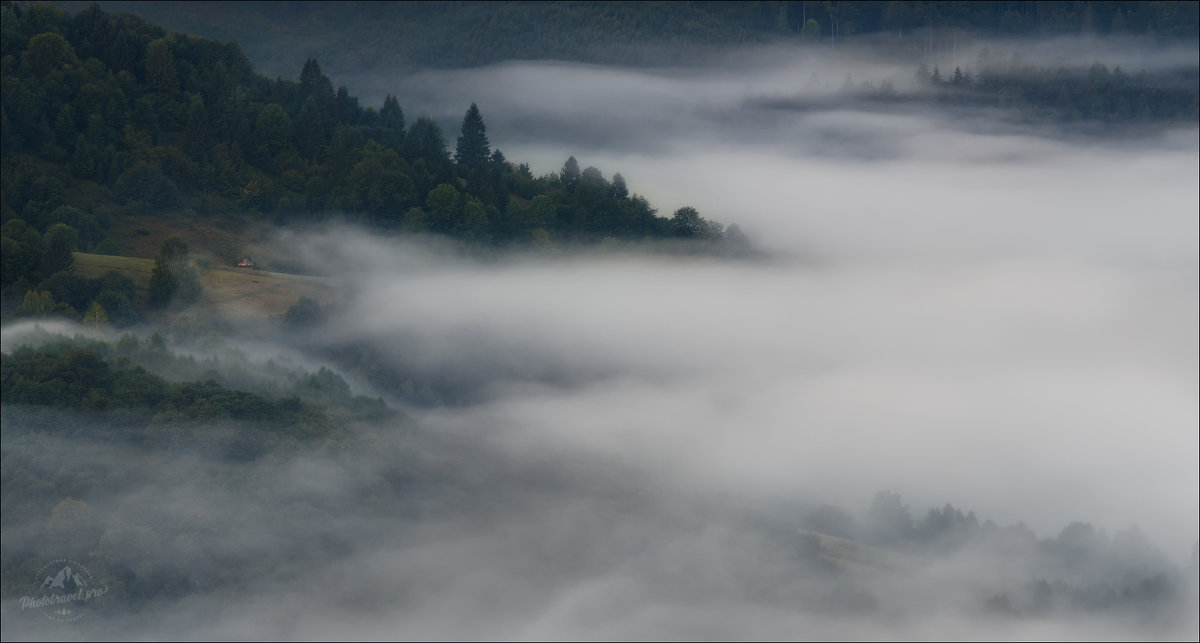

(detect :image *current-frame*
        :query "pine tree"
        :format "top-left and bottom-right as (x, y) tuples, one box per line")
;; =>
(299, 59), (335, 106)
(610, 172), (628, 199)
(560, 156), (580, 189)
(380, 95), (405, 136)
(455, 103), (490, 175)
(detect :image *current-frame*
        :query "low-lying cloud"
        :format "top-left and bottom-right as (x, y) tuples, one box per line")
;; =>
(4, 37), (1198, 640)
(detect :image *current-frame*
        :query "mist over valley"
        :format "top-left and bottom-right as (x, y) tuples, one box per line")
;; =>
(2, 2), (1197, 639)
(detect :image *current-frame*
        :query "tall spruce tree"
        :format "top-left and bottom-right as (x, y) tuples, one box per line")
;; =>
(560, 156), (580, 189)
(454, 103), (490, 175)
(379, 94), (405, 151)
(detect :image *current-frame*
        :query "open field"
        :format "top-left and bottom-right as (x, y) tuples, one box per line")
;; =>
(73, 252), (342, 319)
(797, 530), (917, 573)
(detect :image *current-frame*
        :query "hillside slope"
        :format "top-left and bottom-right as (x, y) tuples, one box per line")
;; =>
(74, 252), (340, 318)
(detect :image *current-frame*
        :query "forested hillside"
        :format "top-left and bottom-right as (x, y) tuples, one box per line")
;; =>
(2, 2), (741, 322)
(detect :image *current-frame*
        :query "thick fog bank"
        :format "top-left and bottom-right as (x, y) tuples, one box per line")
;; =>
(284, 216), (1196, 560)
(287, 40), (1197, 567)
(291, 39), (1199, 570)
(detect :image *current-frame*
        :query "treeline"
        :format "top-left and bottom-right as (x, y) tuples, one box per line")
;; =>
(911, 57), (1199, 125)
(0, 3), (737, 255)
(0, 331), (395, 452)
(74, 1), (1200, 80)
(770, 0), (1198, 40)
(756, 56), (1198, 130)
(1, 331), (397, 610)
(1, 218), (130, 311)
(801, 491), (1188, 618)
(1, 342), (332, 448)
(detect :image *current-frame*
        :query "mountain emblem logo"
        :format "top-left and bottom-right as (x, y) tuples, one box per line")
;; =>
(42, 565), (87, 592)
(20, 558), (108, 623)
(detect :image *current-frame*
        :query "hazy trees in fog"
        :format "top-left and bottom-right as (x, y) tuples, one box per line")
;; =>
(908, 58), (1198, 124)
(864, 490), (914, 546)
(560, 156), (581, 189)
(283, 296), (323, 329)
(610, 173), (628, 200)
(671, 206), (723, 240)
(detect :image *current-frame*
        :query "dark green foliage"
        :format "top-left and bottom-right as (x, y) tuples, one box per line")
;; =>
(560, 155), (580, 190)
(94, 288), (141, 328)
(283, 296), (323, 329)
(610, 172), (628, 200)
(36, 271), (91, 315)
(454, 102), (490, 175)
(158, 235), (187, 262)
(114, 161), (180, 210)
(16, 289), (74, 318)
(148, 258), (176, 308)
(670, 206), (723, 240)
(147, 236), (199, 309)
(406, 116), (452, 177)
(378, 93), (405, 148)
(0, 3), (759, 262)
(1, 220), (45, 288)
(0, 335), (385, 443)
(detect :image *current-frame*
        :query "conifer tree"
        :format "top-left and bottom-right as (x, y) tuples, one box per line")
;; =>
(380, 95), (405, 136)
(455, 103), (490, 174)
(560, 156), (580, 189)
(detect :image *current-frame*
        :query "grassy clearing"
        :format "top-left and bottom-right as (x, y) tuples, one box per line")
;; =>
(197, 263), (341, 318)
(73, 252), (342, 319)
(797, 529), (917, 572)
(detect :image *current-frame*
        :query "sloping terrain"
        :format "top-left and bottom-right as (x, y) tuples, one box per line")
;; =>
(73, 252), (341, 319)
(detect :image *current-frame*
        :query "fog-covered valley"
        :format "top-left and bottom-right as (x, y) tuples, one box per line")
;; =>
(3, 25), (1198, 641)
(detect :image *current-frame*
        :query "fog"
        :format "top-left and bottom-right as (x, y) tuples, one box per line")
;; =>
(3, 39), (1198, 640)
(324, 37), (1199, 555)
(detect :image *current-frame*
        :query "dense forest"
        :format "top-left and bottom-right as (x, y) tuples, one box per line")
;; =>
(2, 2), (747, 321)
